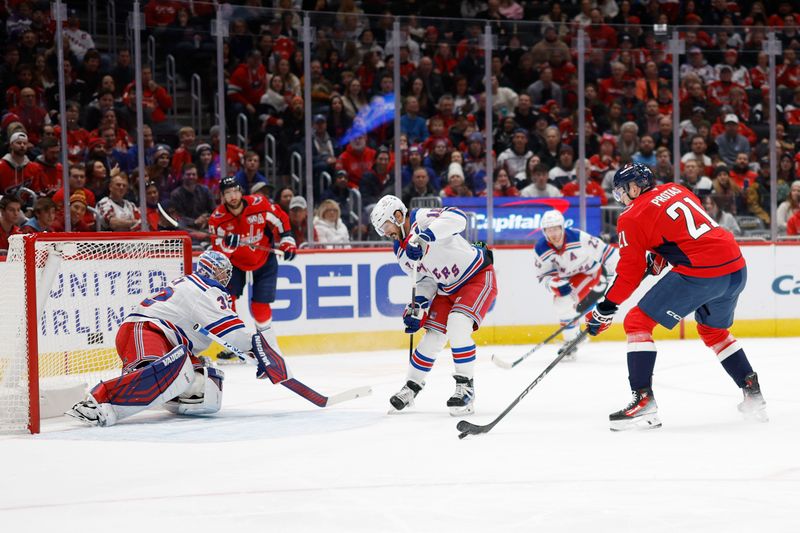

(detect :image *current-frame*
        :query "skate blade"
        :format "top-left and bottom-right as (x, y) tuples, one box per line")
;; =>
(64, 408), (100, 426)
(449, 403), (475, 417)
(740, 408), (769, 423)
(609, 414), (662, 431)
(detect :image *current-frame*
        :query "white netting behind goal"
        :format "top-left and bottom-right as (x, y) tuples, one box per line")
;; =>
(0, 234), (189, 433)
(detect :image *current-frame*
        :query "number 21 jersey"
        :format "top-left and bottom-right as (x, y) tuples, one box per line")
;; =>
(606, 184), (746, 305)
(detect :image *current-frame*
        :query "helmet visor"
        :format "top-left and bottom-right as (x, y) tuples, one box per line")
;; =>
(613, 185), (626, 203)
(377, 219), (398, 238)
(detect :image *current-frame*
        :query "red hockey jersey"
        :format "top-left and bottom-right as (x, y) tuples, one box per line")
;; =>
(208, 194), (293, 271)
(606, 184), (745, 306)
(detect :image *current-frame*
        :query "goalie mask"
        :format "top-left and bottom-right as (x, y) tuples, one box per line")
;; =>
(370, 195), (408, 238)
(196, 250), (233, 286)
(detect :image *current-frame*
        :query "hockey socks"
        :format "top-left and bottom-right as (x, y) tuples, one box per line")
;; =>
(627, 350), (657, 391)
(696, 324), (754, 388)
(451, 344), (476, 378)
(720, 349), (754, 388)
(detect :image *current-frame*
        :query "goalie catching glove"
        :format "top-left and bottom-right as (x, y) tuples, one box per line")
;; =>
(403, 296), (430, 333)
(251, 331), (292, 383)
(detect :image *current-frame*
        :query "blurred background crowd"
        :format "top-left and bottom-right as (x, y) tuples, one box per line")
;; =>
(2, 0), (800, 253)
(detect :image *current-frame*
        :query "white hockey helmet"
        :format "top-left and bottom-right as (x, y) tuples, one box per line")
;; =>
(540, 209), (565, 230)
(370, 195), (408, 237)
(196, 250), (233, 286)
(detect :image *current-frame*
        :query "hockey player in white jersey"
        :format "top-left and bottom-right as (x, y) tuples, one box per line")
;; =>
(67, 250), (291, 426)
(370, 195), (498, 415)
(533, 209), (618, 359)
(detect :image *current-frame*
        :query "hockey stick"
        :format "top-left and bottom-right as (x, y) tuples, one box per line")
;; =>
(407, 259), (422, 363)
(457, 329), (589, 439)
(157, 203), (284, 257)
(192, 324), (372, 407)
(491, 290), (602, 369)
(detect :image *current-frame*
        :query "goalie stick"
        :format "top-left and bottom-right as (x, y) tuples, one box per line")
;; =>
(157, 203), (284, 257)
(491, 289), (602, 369)
(457, 329), (589, 439)
(192, 324), (372, 407)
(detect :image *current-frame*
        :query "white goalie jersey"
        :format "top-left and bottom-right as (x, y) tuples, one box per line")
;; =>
(124, 272), (252, 354)
(394, 207), (490, 301)
(533, 228), (618, 293)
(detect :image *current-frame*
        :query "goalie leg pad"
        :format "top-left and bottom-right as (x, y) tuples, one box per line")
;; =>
(88, 345), (195, 424)
(164, 367), (225, 416)
(252, 331), (292, 383)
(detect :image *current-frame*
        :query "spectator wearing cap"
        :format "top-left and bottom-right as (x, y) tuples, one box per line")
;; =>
(234, 151), (268, 196)
(52, 189), (95, 232)
(497, 129), (533, 181)
(0, 131), (44, 193)
(679, 105), (709, 140)
(288, 196), (313, 247)
(715, 114), (750, 167)
(402, 145), (435, 187)
(35, 138), (63, 196)
(548, 145), (578, 190)
(21, 197), (57, 233)
(716, 49), (751, 87)
(520, 162), (561, 198)
(52, 163), (96, 221)
(63, 9), (96, 62)
(401, 96), (429, 145)
(313, 199), (351, 249)
(321, 170), (355, 229)
(169, 163), (215, 230)
(711, 164), (745, 215)
(337, 134), (376, 189)
(227, 49), (268, 126)
(680, 47), (716, 85)
(97, 173), (141, 231)
(440, 162), (473, 198)
(311, 114), (336, 182)
(527, 67), (562, 108)
(632, 134), (657, 168)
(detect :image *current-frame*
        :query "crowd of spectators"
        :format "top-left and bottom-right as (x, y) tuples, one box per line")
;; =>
(2, 0), (800, 253)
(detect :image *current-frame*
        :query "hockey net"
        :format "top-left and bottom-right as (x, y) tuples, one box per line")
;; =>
(0, 232), (191, 433)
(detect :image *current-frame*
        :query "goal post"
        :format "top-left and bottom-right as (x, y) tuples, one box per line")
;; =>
(0, 232), (192, 434)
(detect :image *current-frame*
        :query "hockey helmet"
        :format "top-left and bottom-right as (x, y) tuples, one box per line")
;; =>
(540, 209), (565, 230)
(370, 195), (408, 237)
(612, 163), (655, 202)
(196, 250), (233, 286)
(219, 175), (242, 195)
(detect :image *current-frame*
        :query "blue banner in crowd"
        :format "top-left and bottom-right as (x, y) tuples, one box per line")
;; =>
(438, 196), (603, 242)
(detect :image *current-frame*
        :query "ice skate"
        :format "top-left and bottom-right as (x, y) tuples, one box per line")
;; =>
(389, 380), (424, 412)
(65, 397), (118, 427)
(447, 375), (475, 416)
(560, 334), (588, 362)
(609, 388), (661, 431)
(738, 372), (768, 423)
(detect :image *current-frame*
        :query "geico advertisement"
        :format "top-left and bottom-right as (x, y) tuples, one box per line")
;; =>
(36, 258), (184, 350)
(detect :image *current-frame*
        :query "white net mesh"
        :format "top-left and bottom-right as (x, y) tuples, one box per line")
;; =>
(0, 234), (189, 433)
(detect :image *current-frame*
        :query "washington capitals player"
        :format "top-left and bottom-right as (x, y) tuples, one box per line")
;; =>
(585, 163), (767, 430)
(67, 251), (292, 426)
(209, 176), (296, 350)
(533, 209), (618, 359)
(370, 195), (497, 415)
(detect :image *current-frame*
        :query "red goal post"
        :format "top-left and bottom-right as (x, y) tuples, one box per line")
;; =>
(0, 232), (192, 434)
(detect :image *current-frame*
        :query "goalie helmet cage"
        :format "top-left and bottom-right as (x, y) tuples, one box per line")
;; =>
(0, 232), (192, 434)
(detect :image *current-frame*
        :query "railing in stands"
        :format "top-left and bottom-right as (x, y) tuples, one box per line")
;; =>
(106, 0), (117, 57)
(88, 0), (97, 37)
(236, 113), (248, 150)
(146, 35), (156, 76)
(264, 134), (277, 185)
(350, 187), (363, 241)
(290, 152), (303, 195)
(190, 74), (202, 134)
(319, 171), (331, 198)
(166, 54), (177, 118)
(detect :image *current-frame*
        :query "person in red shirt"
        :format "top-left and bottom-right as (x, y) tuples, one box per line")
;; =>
(585, 164), (766, 430)
(9, 87), (49, 145)
(0, 131), (43, 193)
(227, 49), (268, 123)
(170, 126), (196, 178)
(35, 137), (63, 195)
(209, 176), (297, 335)
(144, 0), (181, 28)
(122, 66), (173, 123)
(52, 163), (96, 227)
(598, 61), (629, 105)
(55, 101), (91, 164)
(337, 134), (376, 189)
(787, 209), (800, 236)
(0, 194), (22, 252)
(51, 189), (96, 232)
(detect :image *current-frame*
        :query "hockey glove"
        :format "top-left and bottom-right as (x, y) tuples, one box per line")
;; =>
(585, 299), (618, 336)
(645, 252), (668, 277)
(405, 241), (424, 261)
(251, 331), (292, 383)
(223, 233), (240, 248)
(403, 297), (430, 334)
(548, 277), (573, 298)
(279, 239), (297, 261)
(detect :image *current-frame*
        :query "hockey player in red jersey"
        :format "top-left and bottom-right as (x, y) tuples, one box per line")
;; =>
(209, 176), (297, 349)
(585, 163), (767, 430)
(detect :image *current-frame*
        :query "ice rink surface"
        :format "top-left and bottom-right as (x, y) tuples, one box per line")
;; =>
(1, 337), (799, 532)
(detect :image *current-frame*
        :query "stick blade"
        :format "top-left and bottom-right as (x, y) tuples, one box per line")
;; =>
(456, 420), (487, 439)
(325, 386), (373, 407)
(491, 354), (515, 369)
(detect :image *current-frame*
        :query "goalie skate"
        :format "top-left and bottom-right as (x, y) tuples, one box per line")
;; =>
(447, 375), (475, 416)
(65, 397), (118, 427)
(389, 380), (424, 413)
(738, 372), (768, 423)
(609, 388), (661, 431)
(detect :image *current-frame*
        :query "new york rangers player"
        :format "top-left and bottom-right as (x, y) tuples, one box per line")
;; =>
(68, 251), (291, 426)
(370, 195), (497, 415)
(533, 209), (618, 359)
(585, 163), (767, 430)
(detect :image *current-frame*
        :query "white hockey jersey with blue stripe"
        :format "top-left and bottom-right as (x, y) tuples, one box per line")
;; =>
(533, 228), (618, 285)
(394, 207), (489, 301)
(124, 272), (252, 354)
